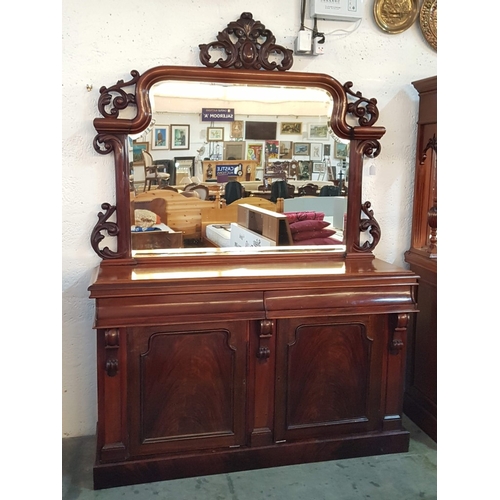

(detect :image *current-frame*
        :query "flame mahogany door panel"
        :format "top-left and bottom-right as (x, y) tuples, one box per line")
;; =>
(127, 321), (249, 456)
(274, 315), (387, 442)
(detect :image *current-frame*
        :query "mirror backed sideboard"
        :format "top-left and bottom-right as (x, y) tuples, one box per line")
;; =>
(88, 13), (419, 489)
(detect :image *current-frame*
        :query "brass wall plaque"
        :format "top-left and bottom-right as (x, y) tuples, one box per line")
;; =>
(373, 0), (419, 34)
(420, 0), (437, 51)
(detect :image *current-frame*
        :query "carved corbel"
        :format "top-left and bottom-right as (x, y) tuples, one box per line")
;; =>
(90, 203), (127, 260)
(104, 329), (120, 376)
(353, 201), (381, 253)
(257, 320), (274, 360)
(390, 313), (408, 354)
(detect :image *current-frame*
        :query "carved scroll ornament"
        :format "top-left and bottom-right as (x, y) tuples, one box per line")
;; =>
(90, 203), (127, 260)
(353, 202), (381, 253)
(344, 82), (380, 128)
(96, 70), (140, 120)
(199, 12), (293, 71)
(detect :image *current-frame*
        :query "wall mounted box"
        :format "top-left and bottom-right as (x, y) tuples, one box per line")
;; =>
(310, 0), (363, 22)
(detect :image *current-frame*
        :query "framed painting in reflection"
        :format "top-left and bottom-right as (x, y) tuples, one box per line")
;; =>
(247, 143), (263, 164)
(293, 142), (310, 156)
(312, 162), (325, 173)
(207, 126), (224, 142)
(230, 121), (244, 139)
(280, 122), (302, 135)
(307, 123), (328, 140)
(132, 141), (149, 166)
(279, 141), (293, 159)
(223, 141), (246, 160)
(334, 141), (349, 159)
(151, 125), (169, 150)
(171, 124), (190, 150)
(310, 143), (323, 161)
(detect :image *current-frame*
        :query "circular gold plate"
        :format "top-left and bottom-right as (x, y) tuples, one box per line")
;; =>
(373, 0), (419, 34)
(420, 0), (437, 51)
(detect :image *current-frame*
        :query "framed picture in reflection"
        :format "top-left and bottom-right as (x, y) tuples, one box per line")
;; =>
(310, 143), (323, 161)
(293, 142), (310, 156)
(279, 141), (293, 159)
(307, 123), (328, 140)
(280, 122), (302, 134)
(334, 141), (349, 159)
(151, 125), (169, 150)
(207, 126), (224, 142)
(170, 124), (190, 150)
(132, 141), (149, 166)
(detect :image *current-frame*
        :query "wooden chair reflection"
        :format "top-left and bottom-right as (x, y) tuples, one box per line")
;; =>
(142, 151), (170, 191)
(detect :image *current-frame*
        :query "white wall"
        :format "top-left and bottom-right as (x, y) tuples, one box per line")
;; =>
(62, 0), (436, 437)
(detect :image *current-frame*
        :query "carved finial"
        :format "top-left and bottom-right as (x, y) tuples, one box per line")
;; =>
(199, 12), (293, 71)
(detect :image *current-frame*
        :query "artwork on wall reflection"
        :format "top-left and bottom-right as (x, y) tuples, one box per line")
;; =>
(151, 125), (169, 150)
(280, 122), (302, 134)
(170, 124), (190, 150)
(265, 140), (280, 160)
(323, 144), (331, 156)
(310, 143), (323, 161)
(313, 162), (325, 173)
(334, 141), (349, 159)
(223, 141), (246, 160)
(132, 141), (149, 166)
(307, 123), (328, 140)
(247, 143), (263, 164)
(293, 142), (310, 156)
(279, 141), (293, 159)
(230, 120), (244, 139)
(207, 127), (224, 142)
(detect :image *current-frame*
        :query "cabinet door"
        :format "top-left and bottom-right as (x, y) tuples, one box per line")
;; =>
(128, 321), (248, 456)
(274, 315), (386, 442)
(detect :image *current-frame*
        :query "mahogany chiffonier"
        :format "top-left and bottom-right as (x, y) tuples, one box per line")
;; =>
(88, 13), (419, 489)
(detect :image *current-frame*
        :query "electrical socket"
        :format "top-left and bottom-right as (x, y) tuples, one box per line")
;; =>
(313, 38), (325, 55)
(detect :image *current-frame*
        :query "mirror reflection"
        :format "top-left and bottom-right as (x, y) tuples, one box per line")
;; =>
(130, 81), (349, 254)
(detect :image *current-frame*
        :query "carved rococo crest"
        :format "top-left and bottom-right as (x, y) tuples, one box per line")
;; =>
(354, 201), (381, 252)
(199, 12), (293, 71)
(344, 82), (380, 127)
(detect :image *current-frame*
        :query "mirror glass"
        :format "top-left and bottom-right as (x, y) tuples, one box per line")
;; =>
(130, 80), (349, 255)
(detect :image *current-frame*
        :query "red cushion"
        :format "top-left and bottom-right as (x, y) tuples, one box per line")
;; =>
(284, 211), (324, 223)
(293, 228), (336, 241)
(289, 219), (331, 234)
(293, 237), (338, 245)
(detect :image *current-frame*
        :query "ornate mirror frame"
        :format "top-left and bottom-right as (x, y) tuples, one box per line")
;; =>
(91, 12), (385, 265)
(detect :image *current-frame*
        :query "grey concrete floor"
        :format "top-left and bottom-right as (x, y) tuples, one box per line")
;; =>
(62, 416), (436, 500)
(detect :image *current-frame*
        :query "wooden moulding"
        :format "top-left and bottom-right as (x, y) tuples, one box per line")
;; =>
(94, 430), (410, 489)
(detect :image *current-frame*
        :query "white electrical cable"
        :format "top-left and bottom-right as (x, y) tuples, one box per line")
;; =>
(324, 19), (362, 37)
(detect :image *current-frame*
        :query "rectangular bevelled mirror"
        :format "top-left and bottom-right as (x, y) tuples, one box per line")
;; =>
(129, 80), (349, 256)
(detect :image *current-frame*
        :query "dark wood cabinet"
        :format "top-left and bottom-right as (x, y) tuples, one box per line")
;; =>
(404, 76), (437, 442)
(89, 259), (418, 489)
